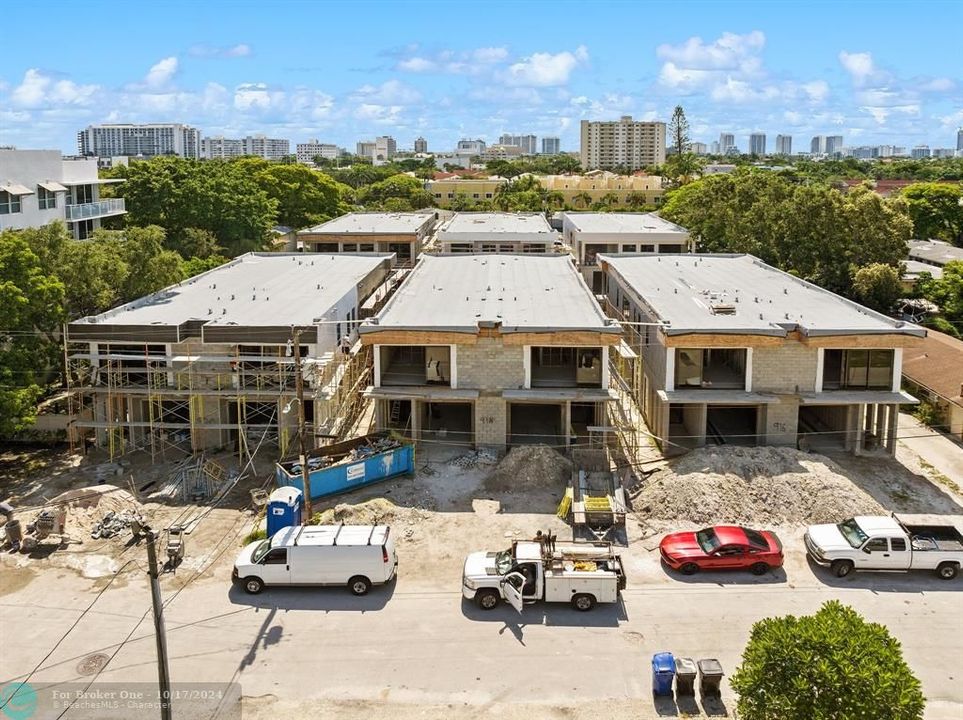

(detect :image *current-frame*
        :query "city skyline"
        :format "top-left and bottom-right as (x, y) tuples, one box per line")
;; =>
(1, 0), (961, 154)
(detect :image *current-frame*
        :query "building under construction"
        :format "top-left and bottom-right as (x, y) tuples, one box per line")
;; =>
(66, 252), (395, 459)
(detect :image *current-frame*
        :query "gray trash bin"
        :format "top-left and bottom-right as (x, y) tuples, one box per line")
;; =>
(698, 658), (724, 697)
(675, 657), (697, 696)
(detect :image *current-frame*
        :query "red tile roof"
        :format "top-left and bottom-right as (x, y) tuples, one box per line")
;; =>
(902, 330), (963, 405)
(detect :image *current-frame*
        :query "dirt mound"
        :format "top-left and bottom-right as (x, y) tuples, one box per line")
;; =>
(314, 498), (428, 526)
(634, 446), (885, 525)
(484, 445), (573, 492)
(45, 485), (143, 537)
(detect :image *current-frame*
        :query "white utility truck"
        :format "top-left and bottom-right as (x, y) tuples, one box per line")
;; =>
(462, 532), (626, 612)
(805, 514), (963, 579)
(233, 524), (398, 595)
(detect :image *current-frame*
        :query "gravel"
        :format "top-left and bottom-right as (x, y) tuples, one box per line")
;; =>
(483, 445), (573, 492)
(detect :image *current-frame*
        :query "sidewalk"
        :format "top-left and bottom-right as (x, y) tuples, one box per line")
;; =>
(897, 412), (963, 483)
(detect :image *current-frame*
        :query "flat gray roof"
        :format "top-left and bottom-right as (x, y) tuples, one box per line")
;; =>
(362, 254), (618, 334)
(438, 212), (555, 236)
(601, 254), (925, 337)
(71, 253), (392, 330)
(903, 260), (943, 280)
(907, 239), (963, 266)
(561, 212), (689, 236)
(299, 212), (435, 235)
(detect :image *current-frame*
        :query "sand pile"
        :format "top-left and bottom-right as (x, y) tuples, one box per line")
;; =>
(314, 498), (428, 526)
(633, 446), (885, 525)
(484, 445), (573, 492)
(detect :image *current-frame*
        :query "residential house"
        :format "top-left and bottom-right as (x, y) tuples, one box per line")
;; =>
(902, 331), (963, 440)
(540, 172), (666, 209)
(436, 212), (558, 253)
(599, 254), (925, 455)
(426, 176), (507, 207)
(297, 212), (436, 265)
(359, 254), (622, 449)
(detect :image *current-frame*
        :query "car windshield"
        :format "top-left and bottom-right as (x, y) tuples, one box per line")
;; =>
(495, 550), (514, 575)
(696, 528), (721, 553)
(743, 528), (768, 550)
(837, 518), (869, 549)
(251, 540), (271, 563)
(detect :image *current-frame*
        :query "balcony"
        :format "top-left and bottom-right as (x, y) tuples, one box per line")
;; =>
(675, 348), (747, 390)
(66, 198), (126, 221)
(531, 347), (603, 388)
(379, 346), (451, 387)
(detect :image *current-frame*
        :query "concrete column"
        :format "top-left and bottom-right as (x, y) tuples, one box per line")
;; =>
(745, 348), (753, 392)
(866, 404), (877, 443)
(523, 346), (531, 389)
(892, 349), (903, 393)
(886, 404), (898, 454)
(411, 400), (421, 441)
(450, 345), (458, 389)
(854, 403), (865, 455)
(563, 401), (572, 447)
(373, 345), (381, 387)
(815, 348), (825, 392)
(665, 350), (675, 392)
(601, 346), (610, 389)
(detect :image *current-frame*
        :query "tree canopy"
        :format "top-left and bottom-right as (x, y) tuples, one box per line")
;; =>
(900, 182), (963, 246)
(731, 600), (924, 720)
(355, 173), (434, 210)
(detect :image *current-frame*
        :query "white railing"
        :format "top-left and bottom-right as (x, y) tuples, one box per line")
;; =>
(65, 198), (126, 221)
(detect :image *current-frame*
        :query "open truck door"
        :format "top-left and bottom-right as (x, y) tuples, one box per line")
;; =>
(500, 572), (526, 614)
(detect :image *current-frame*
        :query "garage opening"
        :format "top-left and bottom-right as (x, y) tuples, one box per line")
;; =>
(384, 399), (412, 433)
(706, 406), (758, 446)
(570, 402), (600, 444)
(666, 403), (704, 451)
(509, 403), (562, 447)
(420, 402), (473, 444)
(798, 405), (849, 451)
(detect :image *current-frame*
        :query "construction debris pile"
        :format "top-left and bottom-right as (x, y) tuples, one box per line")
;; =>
(313, 498), (430, 526)
(289, 436), (404, 475)
(484, 445), (573, 492)
(49, 485), (144, 538)
(448, 448), (499, 470)
(633, 446), (886, 525)
(146, 456), (236, 502)
(91, 510), (144, 539)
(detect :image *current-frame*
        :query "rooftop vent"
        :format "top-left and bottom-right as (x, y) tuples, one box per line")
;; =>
(710, 303), (737, 315)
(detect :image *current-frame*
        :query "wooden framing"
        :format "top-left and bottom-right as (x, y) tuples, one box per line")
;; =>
(359, 330), (479, 346)
(361, 329), (621, 347)
(800, 333), (925, 349)
(503, 331), (622, 347)
(663, 331), (924, 349)
(662, 333), (785, 348)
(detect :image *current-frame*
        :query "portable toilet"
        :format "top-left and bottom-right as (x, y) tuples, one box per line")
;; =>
(266, 487), (303, 536)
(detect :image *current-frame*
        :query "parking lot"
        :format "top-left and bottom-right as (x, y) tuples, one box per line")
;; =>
(1, 441), (962, 719)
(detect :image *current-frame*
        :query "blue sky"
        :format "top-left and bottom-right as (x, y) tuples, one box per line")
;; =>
(1, 0), (961, 154)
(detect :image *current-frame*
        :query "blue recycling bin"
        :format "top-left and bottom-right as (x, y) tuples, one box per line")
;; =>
(266, 486), (303, 537)
(652, 652), (676, 696)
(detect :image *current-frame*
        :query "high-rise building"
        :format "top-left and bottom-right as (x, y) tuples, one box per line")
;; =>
(749, 133), (766, 155)
(541, 137), (561, 155)
(456, 139), (487, 155)
(710, 141), (720, 155)
(296, 140), (341, 164)
(499, 134), (538, 155)
(690, 142), (708, 155)
(372, 136), (397, 165)
(414, 137), (428, 154)
(810, 136), (825, 155)
(775, 135), (792, 156)
(931, 148), (956, 158)
(356, 141), (375, 158)
(825, 135), (844, 157)
(957, 128), (963, 152)
(202, 135), (289, 161)
(911, 145), (931, 159)
(718, 133), (736, 154)
(77, 123), (201, 159)
(580, 116), (666, 171)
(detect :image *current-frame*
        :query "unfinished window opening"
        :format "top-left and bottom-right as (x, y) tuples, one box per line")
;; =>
(675, 348), (746, 389)
(380, 346), (450, 386)
(103, 343), (166, 386)
(387, 242), (412, 262)
(315, 243), (339, 253)
(509, 403), (562, 446)
(531, 347), (602, 388)
(823, 349), (894, 390)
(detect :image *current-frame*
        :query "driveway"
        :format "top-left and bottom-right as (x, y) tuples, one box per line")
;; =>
(898, 412), (963, 485)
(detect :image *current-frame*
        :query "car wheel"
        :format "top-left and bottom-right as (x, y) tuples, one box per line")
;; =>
(474, 588), (500, 610)
(937, 562), (959, 580)
(680, 562), (700, 576)
(243, 577), (264, 595)
(750, 562), (770, 576)
(831, 560), (854, 578)
(571, 593), (596, 612)
(348, 575), (371, 596)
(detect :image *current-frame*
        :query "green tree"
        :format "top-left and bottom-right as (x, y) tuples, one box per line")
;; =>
(625, 191), (648, 210)
(356, 174), (434, 209)
(668, 105), (690, 155)
(852, 263), (902, 312)
(731, 601), (924, 720)
(0, 231), (66, 434)
(182, 254), (230, 278)
(917, 261), (963, 326)
(573, 191), (593, 209)
(900, 182), (963, 246)
(251, 162), (350, 229)
(113, 226), (185, 301)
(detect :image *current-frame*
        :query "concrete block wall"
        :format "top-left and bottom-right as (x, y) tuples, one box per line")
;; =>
(752, 344), (818, 393)
(457, 338), (526, 390)
(764, 399), (800, 446)
(474, 395), (507, 448)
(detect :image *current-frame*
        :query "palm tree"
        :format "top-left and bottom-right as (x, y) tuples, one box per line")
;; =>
(626, 191), (647, 210)
(543, 190), (565, 212)
(599, 192), (621, 209)
(573, 192), (592, 209)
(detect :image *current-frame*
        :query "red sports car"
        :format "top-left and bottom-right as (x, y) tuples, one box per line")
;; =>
(660, 525), (784, 575)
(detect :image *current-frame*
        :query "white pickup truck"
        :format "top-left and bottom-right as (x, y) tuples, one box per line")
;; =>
(462, 533), (626, 612)
(805, 514), (963, 580)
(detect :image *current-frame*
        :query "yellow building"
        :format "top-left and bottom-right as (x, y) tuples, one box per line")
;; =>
(427, 177), (507, 207)
(541, 172), (665, 208)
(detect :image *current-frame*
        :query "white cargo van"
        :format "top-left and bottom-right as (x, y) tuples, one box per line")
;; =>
(233, 524), (398, 595)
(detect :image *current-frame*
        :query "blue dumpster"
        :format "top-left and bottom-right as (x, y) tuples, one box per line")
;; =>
(652, 652), (675, 696)
(266, 487), (303, 537)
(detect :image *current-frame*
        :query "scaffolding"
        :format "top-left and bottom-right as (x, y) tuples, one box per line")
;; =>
(65, 337), (374, 462)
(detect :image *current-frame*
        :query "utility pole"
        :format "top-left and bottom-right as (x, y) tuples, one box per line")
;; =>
(292, 329), (313, 520)
(145, 528), (172, 720)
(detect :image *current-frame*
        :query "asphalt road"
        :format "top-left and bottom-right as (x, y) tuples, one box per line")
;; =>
(2, 555), (961, 720)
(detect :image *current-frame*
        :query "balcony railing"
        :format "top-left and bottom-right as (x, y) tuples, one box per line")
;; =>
(66, 198), (126, 221)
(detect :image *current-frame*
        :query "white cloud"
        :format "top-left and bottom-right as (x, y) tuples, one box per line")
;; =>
(10, 69), (99, 108)
(920, 77), (954, 92)
(657, 31), (765, 72)
(398, 57), (435, 72)
(504, 46), (589, 87)
(395, 46), (510, 75)
(233, 82), (275, 110)
(144, 57), (178, 88)
(189, 43), (252, 58)
(354, 103), (403, 124)
(352, 79), (421, 105)
(838, 51), (875, 82)
(802, 80), (829, 103)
